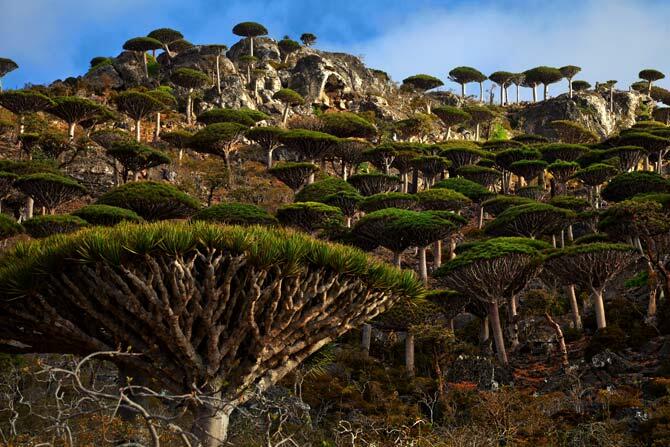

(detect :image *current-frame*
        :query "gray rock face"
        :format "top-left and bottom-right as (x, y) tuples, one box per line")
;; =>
(227, 37), (280, 62)
(445, 355), (513, 389)
(511, 91), (644, 139)
(83, 64), (124, 91)
(112, 51), (148, 87)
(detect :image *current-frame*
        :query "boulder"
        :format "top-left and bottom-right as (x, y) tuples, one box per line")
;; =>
(446, 355), (513, 390)
(227, 37), (280, 62)
(112, 51), (148, 87)
(83, 63), (124, 91)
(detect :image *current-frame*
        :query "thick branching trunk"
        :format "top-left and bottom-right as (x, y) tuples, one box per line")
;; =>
(192, 404), (234, 447)
(545, 313), (569, 367)
(592, 287), (607, 329)
(405, 332), (415, 377)
(418, 246), (428, 285)
(135, 119), (141, 143)
(488, 302), (508, 365)
(361, 323), (372, 357)
(567, 285), (582, 329)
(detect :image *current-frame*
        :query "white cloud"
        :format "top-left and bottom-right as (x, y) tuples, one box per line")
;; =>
(340, 0), (670, 98)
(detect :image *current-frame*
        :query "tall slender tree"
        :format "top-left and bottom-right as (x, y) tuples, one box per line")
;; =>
(122, 37), (163, 77)
(449, 66), (487, 102)
(115, 91), (165, 143)
(639, 69), (666, 95)
(560, 65), (582, 98)
(232, 22), (269, 58)
(171, 68), (211, 125)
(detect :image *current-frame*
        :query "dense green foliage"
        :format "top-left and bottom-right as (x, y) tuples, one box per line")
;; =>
(96, 181), (200, 220)
(191, 203), (278, 225)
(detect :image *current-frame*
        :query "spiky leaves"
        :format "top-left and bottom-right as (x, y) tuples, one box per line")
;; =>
(485, 203), (575, 238)
(416, 188), (471, 211)
(276, 201), (343, 232)
(544, 243), (637, 328)
(361, 192), (417, 213)
(191, 203), (277, 226)
(433, 177), (494, 203)
(14, 173), (86, 214)
(435, 237), (550, 363)
(190, 123), (248, 168)
(107, 141), (171, 182)
(574, 163), (618, 187)
(295, 177), (357, 203)
(0, 213), (22, 239)
(0, 90), (54, 121)
(539, 143), (589, 163)
(0, 221), (420, 442)
(96, 181), (200, 220)
(482, 195), (535, 216)
(456, 165), (501, 188)
(268, 162), (319, 192)
(509, 159), (548, 183)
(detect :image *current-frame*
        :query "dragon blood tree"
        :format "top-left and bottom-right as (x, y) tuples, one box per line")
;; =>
(432, 106), (471, 140)
(547, 160), (580, 193)
(0, 222), (421, 444)
(402, 74), (444, 113)
(276, 202), (343, 233)
(280, 130), (340, 182)
(322, 190), (363, 228)
(361, 192), (418, 213)
(0, 90), (54, 136)
(47, 96), (102, 141)
(107, 141), (171, 182)
(601, 171), (670, 202)
(456, 165), (501, 189)
(0, 57), (18, 91)
(448, 66), (487, 101)
(348, 173), (400, 196)
(435, 237), (549, 364)
(352, 208), (417, 267)
(14, 173), (86, 214)
(171, 68), (211, 125)
(574, 163), (619, 208)
(544, 243), (637, 329)
(273, 88), (305, 124)
(268, 162), (319, 193)
(191, 203), (278, 226)
(320, 112), (377, 140)
(605, 146), (645, 172)
(333, 139), (371, 181)
(411, 155), (451, 188)
(246, 126), (286, 168)
(485, 203), (575, 240)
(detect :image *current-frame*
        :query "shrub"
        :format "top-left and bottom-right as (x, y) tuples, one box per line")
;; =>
(601, 171), (670, 202)
(72, 204), (142, 226)
(191, 203), (277, 226)
(14, 173), (86, 213)
(320, 112), (376, 139)
(361, 192), (417, 212)
(295, 177), (357, 203)
(276, 202), (343, 232)
(23, 214), (87, 238)
(433, 177), (494, 202)
(348, 173), (400, 196)
(96, 181), (200, 220)
(0, 214), (23, 239)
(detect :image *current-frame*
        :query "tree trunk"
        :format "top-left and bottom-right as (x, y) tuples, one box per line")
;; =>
(186, 88), (194, 125)
(515, 84), (520, 104)
(532, 85), (537, 103)
(592, 287), (607, 329)
(479, 82), (484, 102)
(488, 301), (508, 365)
(282, 104), (290, 125)
(446, 126), (452, 140)
(154, 112), (161, 141)
(567, 285), (582, 329)
(545, 313), (569, 367)
(647, 262), (658, 321)
(508, 296), (519, 349)
(543, 84), (549, 101)
(67, 122), (76, 142)
(411, 167), (419, 194)
(568, 78), (573, 98)
(249, 37), (254, 58)
(461, 83), (466, 99)
(142, 52), (148, 77)
(134, 119), (141, 143)
(478, 205), (484, 229)
(393, 252), (402, 268)
(418, 246), (428, 285)
(567, 225), (574, 241)
(405, 332), (415, 377)
(475, 123), (480, 141)
(449, 237), (457, 260)
(499, 84), (504, 106)
(192, 404), (234, 447)
(433, 240), (442, 269)
(480, 316), (491, 353)
(361, 323), (372, 357)
(266, 148), (274, 169)
(215, 55), (222, 95)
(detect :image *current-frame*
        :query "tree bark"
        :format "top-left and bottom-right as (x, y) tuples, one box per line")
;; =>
(433, 240), (442, 269)
(192, 404), (234, 447)
(532, 85), (537, 103)
(488, 301), (508, 364)
(478, 205), (484, 229)
(508, 296), (519, 349)
(215, 55), (222, 95)
(545, 313), (569, 367)
(186, 88), (194, 125)
(67, 122), (76, 142)
(418, 246), (428, 285)
(25, 196), (34, 220)
(249, 37), (254, 58)
(135, 119), (141, 143)
(568, 78), (573, 98)
(461, 83), (466, 99)
(266, 148), (274, 169)
(479, 82), (484, 103)
(567, 285), (582, 329)
(142, 52), (148, 77)
(282, 104), (290, 125)
(361, 323), (372, 356)
(405, 332), (415, 377)
(154, 112), (161, 141)
(543, 84), (549, 101)
(592, 287), (607, 329)
(449, 237), (457, 260)
(393, 252), (402, 268)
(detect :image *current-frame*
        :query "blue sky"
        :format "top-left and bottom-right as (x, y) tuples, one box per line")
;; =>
(2, 0), (670, 97)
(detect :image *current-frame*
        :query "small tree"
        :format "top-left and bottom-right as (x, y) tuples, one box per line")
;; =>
(232, 22), (268, 58)
(348, 173), (400, 196)
(268, 162), (319, 192)
(160, 129), (193, 163)
(246, 126), (286, 168)
(441, 146), (487, 171)
(23, 214), (87, 238)
(485, 203), (574, 239)
(548, 160), (580, 192)
(489, 71), (515, 105)
(107, 141), (171, 182)
(435, 237), (550, 364)
(483, 195), (535, 217)
(639, 69), (666, 95)
(456, 165), (501, 189)
(0, 57), (18, 91)
(201, 44), (229, 98)
(0, 213), (22, 239)
(433, 106), (471, 140)
(361, 192), (417, 212)
(122, 37), (163, 77)
(171, 68), (211, 125)
(300, 33), (317, 46)
(0, 90), (54, 135)
(574, 163), (618, 207)
(618, 132), (670, 174)
(72, 204), (142, 226)
(448, 66), (487, 101)
(544, 243), (637, 329)
(320, 112), (377, 139)
(416, 188), (471, 212)
(295, 176), (357, 202)
(280, 130), (340, 178)
(276, 201), (343, 233)
(147, 87), (177, 140)
(114, 91), (164, 143)
(273, 88), (305, 124)
(402, 74), (444, 113)
(550, 120), (598, 144)
(412, 155), (451, 187)
(539, 143), (589, 163)
(572, 80), (591, 92)
(278, 37), (301, 63)
(464, 105), (496, 140)
(191, 203), (277, 226)
(509, 159), (548, 185)
(606, 146), (645, 172)
(524, 66), (563, 102)
(14, 173), (86, 214)
(559, 65), (582, 98)
(47, 96), (101, 141)
(189, 123), (248, 170)
(147, 28), (184, 56)
(322, 190), (363, 227)
(96, 181), (200, 220)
